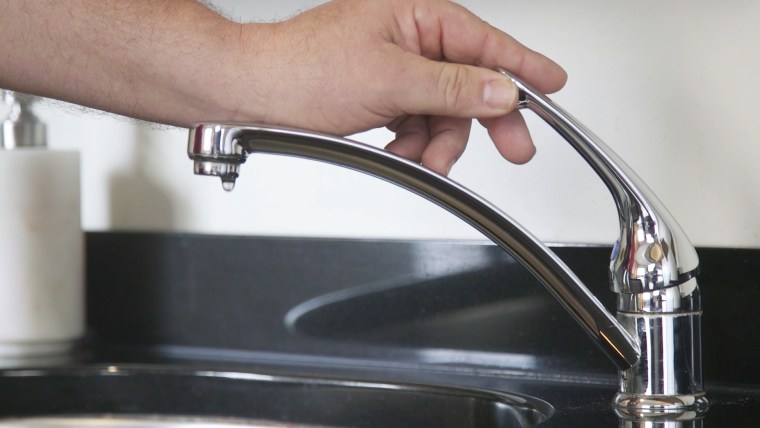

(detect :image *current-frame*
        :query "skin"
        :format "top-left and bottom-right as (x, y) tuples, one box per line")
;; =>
(0, 0), (566, 175)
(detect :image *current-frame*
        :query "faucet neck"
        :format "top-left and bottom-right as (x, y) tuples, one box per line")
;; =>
(615, 279), (707, 415)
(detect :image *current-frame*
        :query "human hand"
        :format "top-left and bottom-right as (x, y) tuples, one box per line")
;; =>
(232, 0), (567, 175)
(0, 0), (565, 176)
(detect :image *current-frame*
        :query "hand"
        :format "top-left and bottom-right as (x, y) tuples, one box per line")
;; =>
(235, 0), (567, 174)
(0, 0), (566, 175)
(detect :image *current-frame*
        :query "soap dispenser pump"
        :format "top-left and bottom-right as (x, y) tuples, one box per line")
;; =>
(1, 90), (46, 149)
(0, 90), (84, 366)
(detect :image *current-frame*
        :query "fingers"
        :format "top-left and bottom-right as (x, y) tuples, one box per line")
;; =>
(385, 115), (430, 162)
(386, 116), (472, 175)
(409, 0), (567, 93)
(422, 116), (471, 175)
(394, 57), (520, 119)
(479, 111), (535, 164)
(388, 1), (551, 169)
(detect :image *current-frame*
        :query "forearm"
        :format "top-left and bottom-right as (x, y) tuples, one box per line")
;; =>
(0, 0), (261, 127)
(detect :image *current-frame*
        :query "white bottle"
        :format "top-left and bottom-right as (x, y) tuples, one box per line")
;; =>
(0, 90), (84, 365)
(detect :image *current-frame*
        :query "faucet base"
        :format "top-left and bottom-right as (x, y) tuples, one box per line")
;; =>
(614, 391), (709, 419)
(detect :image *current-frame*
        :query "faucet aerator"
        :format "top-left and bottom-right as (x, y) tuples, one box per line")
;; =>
(192, 159), (239, 192)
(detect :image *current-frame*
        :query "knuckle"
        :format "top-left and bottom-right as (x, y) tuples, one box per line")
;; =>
(436, 64), (470, 110)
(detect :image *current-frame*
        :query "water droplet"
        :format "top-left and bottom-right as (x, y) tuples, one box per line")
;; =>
(222, 180), (235, 192)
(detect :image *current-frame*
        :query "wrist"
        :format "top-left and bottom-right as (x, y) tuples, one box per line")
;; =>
(131, 11), (278, 128)
(225, 22), (278, 124)
(189, 22), (280, 127)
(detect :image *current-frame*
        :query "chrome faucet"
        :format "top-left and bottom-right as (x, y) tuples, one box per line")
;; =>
(187, 72), (707, 419)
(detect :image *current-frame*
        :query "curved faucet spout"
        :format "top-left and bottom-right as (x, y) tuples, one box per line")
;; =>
(188, 123), (639, 369)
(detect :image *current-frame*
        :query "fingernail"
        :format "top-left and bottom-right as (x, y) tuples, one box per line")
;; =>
(483, 78), (517, 111)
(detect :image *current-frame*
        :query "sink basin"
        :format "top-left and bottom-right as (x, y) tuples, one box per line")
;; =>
(0, 365), (551, 427)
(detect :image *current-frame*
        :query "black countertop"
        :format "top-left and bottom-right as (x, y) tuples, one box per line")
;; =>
(24, 232), (760, 426)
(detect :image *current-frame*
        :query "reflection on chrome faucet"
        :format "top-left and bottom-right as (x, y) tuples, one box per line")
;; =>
(187, 74), (707, 421)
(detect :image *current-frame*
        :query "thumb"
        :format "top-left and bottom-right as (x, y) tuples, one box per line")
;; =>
(395, 59), (519, 119)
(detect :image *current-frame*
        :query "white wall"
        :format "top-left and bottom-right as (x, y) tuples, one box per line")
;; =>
(36, 0), (760, 247)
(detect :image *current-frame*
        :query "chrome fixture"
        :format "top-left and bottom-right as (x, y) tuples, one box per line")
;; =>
(1, 90), (46, 149)
(187, 73), (707, 418)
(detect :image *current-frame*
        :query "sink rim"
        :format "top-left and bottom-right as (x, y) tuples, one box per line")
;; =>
(0, 414), (325, 427)
(0, 363), (554, 427)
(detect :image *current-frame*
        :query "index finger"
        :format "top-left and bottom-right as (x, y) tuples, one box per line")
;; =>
(406, 1), (567, 93)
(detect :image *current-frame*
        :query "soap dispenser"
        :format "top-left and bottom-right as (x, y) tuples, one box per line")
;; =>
(0, 90), (84, 365)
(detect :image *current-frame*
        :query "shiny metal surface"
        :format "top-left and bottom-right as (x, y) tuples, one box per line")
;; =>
(187, 122), (639, 371)
(186, 74), (704, 417)
(614, 304), (707, 412)
(499, 71), (706, 415)
(500, 70), (699, 294)
(616, 404), (706, 428)
(0, 91), (46, 149)
(0, 364), (550, 427)
(613, 280), (704, 413)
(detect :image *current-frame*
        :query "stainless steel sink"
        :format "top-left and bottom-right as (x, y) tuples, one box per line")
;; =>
(0, 365), (551, 427)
